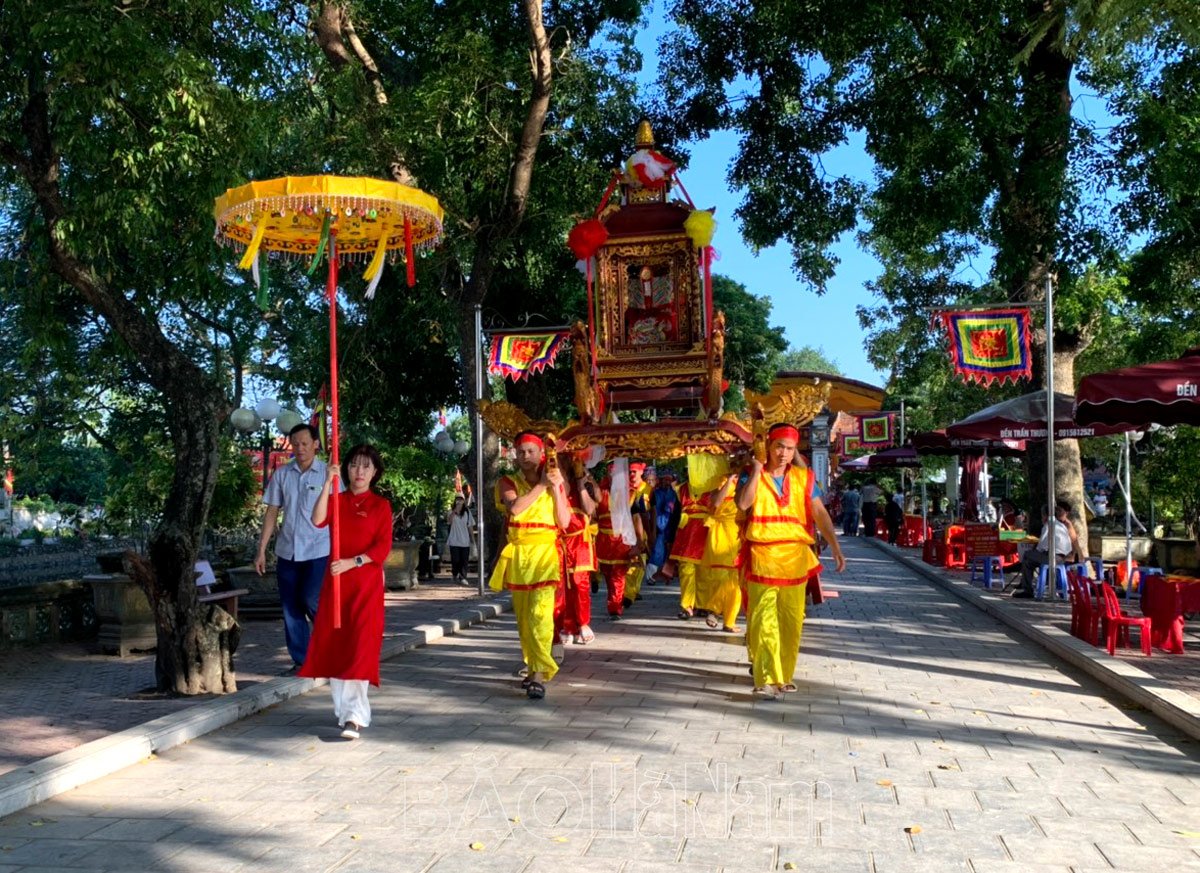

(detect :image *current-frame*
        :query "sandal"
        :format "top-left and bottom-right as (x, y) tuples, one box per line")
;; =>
(705, 614), (720, 629)
(521, 676), (533, 690)
(551, 642), (565, 664)
(677, 610), (693, 620)
(753, 686), (778, 699)
(526, 680), (546, 700)
(721, 625), (738, 633)
(780, 683), (798, 693)
(578, 626), (595, 644)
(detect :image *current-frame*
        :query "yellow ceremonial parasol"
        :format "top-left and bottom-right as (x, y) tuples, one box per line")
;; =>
(214, 174), (444, 625)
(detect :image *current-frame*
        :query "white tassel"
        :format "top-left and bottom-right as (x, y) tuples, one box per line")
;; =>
(610, 457), (637, 547)
(251, 252), (261, 289)
(364, 259), (383, 299)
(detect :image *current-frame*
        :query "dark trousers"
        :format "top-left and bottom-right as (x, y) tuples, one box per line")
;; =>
(449, 545), (470, 578)
(886, 519), (902, 545)
(276, 555), (328, 666)
(862, 504), (878, 538)
(842, 510), (860, 537)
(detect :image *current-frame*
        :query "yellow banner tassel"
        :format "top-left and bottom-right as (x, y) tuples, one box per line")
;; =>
(362, 223), (389, 281)
(237, 217), (268, 270)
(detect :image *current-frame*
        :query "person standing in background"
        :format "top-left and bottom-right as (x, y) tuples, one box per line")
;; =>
(446, 496), (475, 585)
(840, 484), (861, 537)
(860, 480), (881, 538)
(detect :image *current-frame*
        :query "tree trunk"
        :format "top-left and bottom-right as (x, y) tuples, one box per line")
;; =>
(994, 11), (1090, 554)
(7, 86), (237, 694)
(1025, 348), (1089, 554)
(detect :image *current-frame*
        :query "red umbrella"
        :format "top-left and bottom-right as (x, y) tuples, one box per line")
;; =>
(911, 429), (1026, 456)
(946, 391), (1128, 442)
(1075, 348), (1200, 427)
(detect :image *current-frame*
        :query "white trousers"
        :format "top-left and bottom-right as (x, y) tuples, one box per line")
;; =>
(330, 678), (371, 728)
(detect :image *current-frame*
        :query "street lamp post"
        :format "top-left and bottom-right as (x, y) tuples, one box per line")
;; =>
(231, 399), (303, 490)
(809, 410), (832, 492)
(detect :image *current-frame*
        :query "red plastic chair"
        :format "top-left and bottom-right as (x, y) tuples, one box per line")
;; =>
(1067, 572), (1100, 646)
(1100, 582), (1151, 656)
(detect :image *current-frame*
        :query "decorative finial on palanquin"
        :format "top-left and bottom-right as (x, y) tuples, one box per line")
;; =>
(634, 119), (655, 149)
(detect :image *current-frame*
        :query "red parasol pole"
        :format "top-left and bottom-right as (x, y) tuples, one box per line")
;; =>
(327, 232), (342, 628)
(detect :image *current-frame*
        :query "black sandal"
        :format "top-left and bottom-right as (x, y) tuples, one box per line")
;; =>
(526, 680), (546, 700)
(677, 610), (693, 620)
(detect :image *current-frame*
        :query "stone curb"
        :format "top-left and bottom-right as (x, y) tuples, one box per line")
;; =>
(0, 596), (511, 819)
(865, 538), (1200, 741)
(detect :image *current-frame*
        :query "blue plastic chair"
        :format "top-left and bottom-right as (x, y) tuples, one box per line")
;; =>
(969, 555), (1005, 590)
(1036, 564), (1070, 600)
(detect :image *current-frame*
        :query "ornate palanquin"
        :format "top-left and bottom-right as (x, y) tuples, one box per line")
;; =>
(479, 122), (836, 460)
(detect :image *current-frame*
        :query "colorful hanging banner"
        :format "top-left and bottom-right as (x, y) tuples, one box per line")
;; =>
(488, 332), (568, 381)
(939, 308), (1033, 386)
(858, 413), (896, 448)
(840, 434), (869, 457)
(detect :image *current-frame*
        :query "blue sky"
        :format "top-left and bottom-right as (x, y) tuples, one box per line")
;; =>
(631, 14), (889, 388)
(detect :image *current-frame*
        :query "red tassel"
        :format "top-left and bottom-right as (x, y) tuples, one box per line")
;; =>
(568, 219), (608, 261)
(403, 217), (415, 287)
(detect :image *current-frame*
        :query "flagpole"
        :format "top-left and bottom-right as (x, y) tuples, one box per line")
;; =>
(1045, 274), (1056, 598)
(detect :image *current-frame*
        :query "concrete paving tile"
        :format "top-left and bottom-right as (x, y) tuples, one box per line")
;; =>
(85, 817), (187, 842)
(0, 838), (96, 867)
(1094, 841), (1200, 868)
(998, 834), (1108, 867)
(0, 815), (116, 840)
(70, 838), (187, 871)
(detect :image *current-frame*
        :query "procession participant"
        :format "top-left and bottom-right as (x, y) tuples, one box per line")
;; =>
(670, 482), (710, 619)
(595, 458), (644, 620)
(736, 424), (846, 698)
(558, 457), (598, 645)
(646, 470), (680, 583)
(623, 462), (652, 605)
(703, 470), (743, 633)
(670, 453), (725, 618)
(299, 444), (392, 740)
(488, 431), (571, 700)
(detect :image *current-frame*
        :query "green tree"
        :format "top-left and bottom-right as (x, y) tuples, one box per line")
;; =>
(777, 345), (841, 375)
(659, 0), (1200, 541)
(711, 274), (789, 410)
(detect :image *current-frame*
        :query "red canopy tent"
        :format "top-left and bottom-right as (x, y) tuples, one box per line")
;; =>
(1074, 348), (1200, 427)
(946, 391), (1128, 442)
(910, 429), (1026, 457)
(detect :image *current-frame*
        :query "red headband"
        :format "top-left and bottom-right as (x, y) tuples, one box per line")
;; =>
(514, 432), (544, 451)
(629, 462), (647, 472)
(768, 424), (800, 443)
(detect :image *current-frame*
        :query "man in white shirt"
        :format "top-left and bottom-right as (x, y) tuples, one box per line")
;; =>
(1014, 500), (1081, 598)
(255, 424), (332, 667)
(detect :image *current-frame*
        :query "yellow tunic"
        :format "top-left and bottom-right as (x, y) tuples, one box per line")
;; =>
(489, 473), (560, 681)
(489, 474), (561, 590)
(743, 465), (818, 688)
(743, 466), (819, 585)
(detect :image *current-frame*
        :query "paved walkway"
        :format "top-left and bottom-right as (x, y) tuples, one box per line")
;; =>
(2, 539), (1198, 872)
(0, 578), (483, 775)
(923, 546), (1200, 706)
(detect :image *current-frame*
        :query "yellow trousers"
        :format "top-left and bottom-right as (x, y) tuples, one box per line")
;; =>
(747, 583), (806, 688)
(512, 586), (558, 681)
(678, 561), (699, 611)
(625, 560), (645, 601)
(707, 567), (742, 629)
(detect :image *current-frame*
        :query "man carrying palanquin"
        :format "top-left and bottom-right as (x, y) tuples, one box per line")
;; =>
(736, 423), (846, 698)
(489, 431), (571, 700)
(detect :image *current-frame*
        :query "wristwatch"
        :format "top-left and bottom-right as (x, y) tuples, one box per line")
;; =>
(354, 555), (364, 567)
